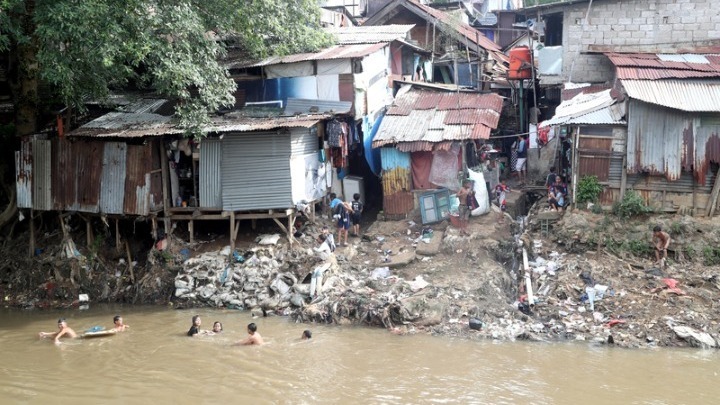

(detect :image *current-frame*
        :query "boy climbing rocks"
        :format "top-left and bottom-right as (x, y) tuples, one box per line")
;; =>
(652, 225), (671, 268)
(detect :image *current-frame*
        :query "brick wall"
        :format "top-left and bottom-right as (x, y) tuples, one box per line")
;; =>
(538, 0), (719, 83)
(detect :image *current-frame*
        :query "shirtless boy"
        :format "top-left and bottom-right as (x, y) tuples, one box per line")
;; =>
(652, 225), (671, 267)
(236, 322), (264, 346)
(112, 315), (130, 332)
(39, 318), (78, 343)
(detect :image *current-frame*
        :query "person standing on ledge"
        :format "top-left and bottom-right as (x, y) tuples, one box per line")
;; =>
(652, 225), (671, 268)
(39, 318), (78, 343)
(236, 323), (264, 346)
(456, 181), (472, 236)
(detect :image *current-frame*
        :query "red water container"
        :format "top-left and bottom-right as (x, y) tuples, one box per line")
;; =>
(508, 46), (532, 79)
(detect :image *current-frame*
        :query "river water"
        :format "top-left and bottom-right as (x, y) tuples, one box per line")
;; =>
(1, 306), (718, 404)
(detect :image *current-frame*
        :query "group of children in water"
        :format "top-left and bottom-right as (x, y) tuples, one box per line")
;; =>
(186, 315), (311, 345)
(38, 314), (311, 345)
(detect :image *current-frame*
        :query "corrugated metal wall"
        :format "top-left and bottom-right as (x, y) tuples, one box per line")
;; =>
(15, 139), (32, 209)
(380, 147), (414, 216)
(200, 139), (223, 208)
(289, 127), (318, 156)
(694, 123), (720, 184)
(221, 132), (293, 211)
(124, 143), (156, 216)
(32, 139), (52, 211)
(99, 142), (127, 214)
(627, 100), (718, 181)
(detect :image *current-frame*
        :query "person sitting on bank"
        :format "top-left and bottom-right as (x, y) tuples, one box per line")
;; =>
(321, 226), (336, 252)
(652, 225), (671, 268)
(301, 330), (312, 340)
(39, 318), (78, 343)
(111, 315), (130, 332)
(235, 323), (264, 346)
(187, 315), (204, 337)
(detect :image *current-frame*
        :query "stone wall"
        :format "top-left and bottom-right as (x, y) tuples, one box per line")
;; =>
(537, 0), (720, 84)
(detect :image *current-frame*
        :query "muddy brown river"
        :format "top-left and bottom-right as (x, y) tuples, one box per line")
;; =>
(1, 306), (718, 404)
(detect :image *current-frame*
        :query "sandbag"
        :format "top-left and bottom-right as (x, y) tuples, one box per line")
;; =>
(468, 168), (490, 216)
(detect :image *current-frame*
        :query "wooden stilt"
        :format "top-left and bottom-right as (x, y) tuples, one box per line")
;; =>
(230, 211), (236, 250)
(29, 210), (35, 258)
(86, 217), (93, 248)
(151, 217), (158, 240)
(159, 140), (171, 235)
(115, 218), (121, 251)
(707, 167), (720, 217)
(288, 213), (296, 245)
(189, 220), (194, 244)
(251, 218), (257, 230)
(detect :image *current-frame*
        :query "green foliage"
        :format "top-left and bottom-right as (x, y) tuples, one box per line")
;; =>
(685, 245), (697, 261)
(590, 203), (603, 214)
(703, 246), (720, 266)
(669, 221), (686, 236)
(612, 191), (652, 218)
(576, 175), (603, 205)
(0, 0), (332, 137)
(626, 239), (651, 257)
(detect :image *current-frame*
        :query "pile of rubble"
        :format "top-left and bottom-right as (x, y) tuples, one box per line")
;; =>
(172, 231), (441, 329)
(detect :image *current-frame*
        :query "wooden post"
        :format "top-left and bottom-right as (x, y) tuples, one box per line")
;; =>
(251, 218), (257, 230)
(159, 140), (171, 235)
(29, 209), (35, 258)
(189, 220), (194, 244)
(151, 217), (158, 240)
(230, 211), (236, 250)
(288, 212), (296, 245)
(86, 217), (93, 248)
(115, 218), (121, 251)
(707, 167), (720, 217)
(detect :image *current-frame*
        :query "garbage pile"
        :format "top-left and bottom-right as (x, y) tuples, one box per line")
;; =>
(173, 234), (439, 329)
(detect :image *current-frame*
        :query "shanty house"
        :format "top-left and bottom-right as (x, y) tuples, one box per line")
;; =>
(363, 0), (508, 88)
(16, 98), (345, 246)
(372, 86), (503, 216)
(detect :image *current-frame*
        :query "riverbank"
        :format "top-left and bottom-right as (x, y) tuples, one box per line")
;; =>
(2, 205), (720, 349)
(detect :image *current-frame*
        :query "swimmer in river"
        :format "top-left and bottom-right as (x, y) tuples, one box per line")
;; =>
(301, 330), (312, 340)
(187, 315), (203, 337)
(235, 322), (264, 346)
(212, 321), (223, 334)
(39, 318), (78, 343)
(111, 315), (130, 332)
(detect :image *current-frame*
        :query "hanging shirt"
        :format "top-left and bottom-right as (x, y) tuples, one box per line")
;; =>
(326, 120), (344, 147)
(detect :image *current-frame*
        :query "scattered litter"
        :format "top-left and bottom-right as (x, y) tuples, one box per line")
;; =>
(371, 267), (391, 279)
(257, 234), (281, 246)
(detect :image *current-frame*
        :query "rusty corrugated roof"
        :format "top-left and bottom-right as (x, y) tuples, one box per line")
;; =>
(70, 114), (324, 138)
(373, 87), (502, 150)
(406, 0), (500, 52)
(607, 52), (720, 80)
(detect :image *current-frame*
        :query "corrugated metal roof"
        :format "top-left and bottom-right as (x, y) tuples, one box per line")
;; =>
(542, 89), (621, 127)
(70, 112), (324, 138)
(284, 98), (352, 115)
(607, 53), (720, 80)
(407, 0), (500, 52)
(374, 88), (502, 150)
(327, 24), (414, 44)
(621, 80), (720, 112)
(250, 43), (388, 67)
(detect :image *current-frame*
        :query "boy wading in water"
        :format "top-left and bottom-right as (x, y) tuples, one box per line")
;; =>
(652, 225), (671, 268)
(236, 322), (264, 346)
(39, 318), (78, 343)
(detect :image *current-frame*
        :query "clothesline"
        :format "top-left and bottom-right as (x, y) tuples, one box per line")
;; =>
(486, 131), (534, 139)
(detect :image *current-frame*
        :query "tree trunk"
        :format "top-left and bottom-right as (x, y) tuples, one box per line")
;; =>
(8, 0), (39, 137)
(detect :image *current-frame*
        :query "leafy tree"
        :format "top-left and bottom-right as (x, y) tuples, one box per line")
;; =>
(0, 0), (332, 136)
